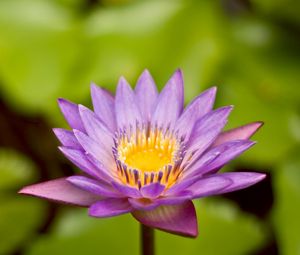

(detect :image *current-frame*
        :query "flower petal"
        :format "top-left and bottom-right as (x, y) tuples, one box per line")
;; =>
(128, 191), (192, 211)
(111, 182), (141, 198)
(182, 106), (233, 167)
(53, 128), (81, 149)
(132, 201), (198, 237)
(91, 83), (116, 131)
(19, 178), (99, 206)
(176, 87), (217, 139)
(186, 175), (232, 199)
(59, 146), (112, 181)
(67, 176), (122, 198)
(151, 69), (184, 129)
(140, 182), (165, 199)
(209, 172), (267, 194)
(57, 99), (85, 131)
(78, 105), (113, 153)
(135, 69), (158, 123)
(128, 198), (159, 211)
(115, 77), (142, 130)
(212, 121), (263, 147)
(89, 198), (133, 218)
(164, 176), (200, 196)
(185, 140), (256, 178)
(74, 130), (114, 171)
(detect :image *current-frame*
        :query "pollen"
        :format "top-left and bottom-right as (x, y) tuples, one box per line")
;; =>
(114, 126), (184, 188)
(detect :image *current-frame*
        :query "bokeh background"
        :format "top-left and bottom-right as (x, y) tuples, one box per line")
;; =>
(0, 0), (300, 254)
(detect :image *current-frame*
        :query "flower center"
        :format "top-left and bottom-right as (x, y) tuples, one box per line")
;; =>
(114, 126), (184, 188)
(118, 128), (177, 172)
(124, 148), (172, 173)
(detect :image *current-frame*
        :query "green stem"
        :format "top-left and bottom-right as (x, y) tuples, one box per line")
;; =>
(141, 224), (155, 255)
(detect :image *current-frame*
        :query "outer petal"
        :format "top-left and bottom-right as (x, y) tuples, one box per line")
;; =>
(186, 175), (232, 199)
(59, 146), (112, 181)
(151, 69), (184, 129)
(185, 140), (256, 178)
(91, 83), (116, 131)
(53, 128), (81, 149)
(67, 176), (122, 198)
(182, 106), (233, 167)
(132, 201), (198, 237)
(164, 176), (200, 196)
(89, 198), (133, 218)
(209, 172), (266, 194)
(176, 87), (217, 139)
(57, 99), (85, 131)
(212, 121), (263, 147)
(74, 130), (114, 171)
(19, 178), (99, 207)
(115, 77), (142, 130)
(78, 105), (113, 153)
(135, 69), (158, 122)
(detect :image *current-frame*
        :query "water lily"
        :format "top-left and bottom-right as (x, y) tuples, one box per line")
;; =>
(19, 69), (266, 238)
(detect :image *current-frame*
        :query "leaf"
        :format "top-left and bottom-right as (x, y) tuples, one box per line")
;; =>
(26, 209), (138, 255)
(0, 196), (45, 254)
(0, 148), (37, 190)
(273, 150), (300, 255)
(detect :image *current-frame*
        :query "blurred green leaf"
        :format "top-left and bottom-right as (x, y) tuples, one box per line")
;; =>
(273, 149), (300, 255)
(250, 0), (300, 25)
(26, 209), (139, 255)
(0, 148), (37, 190)
(0, 196), (45, 255)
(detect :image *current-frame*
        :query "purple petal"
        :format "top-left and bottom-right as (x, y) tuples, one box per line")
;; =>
(140, 182), (165, 199)
(212, 121), (263, 147)
(176, 87), (217, 139)
(182, 106), (233, 167)
(155, 191), (192, 206)
(151, 69), (184, 129)
(59, 146), (112, 181)
(164, 176), (200, 196)
(209, 172), (267, 194)
(128, 191), (192, 211)
(185, 140), (256, 178)
(67, 176), (122, 198)
(186, 175), (232, 199)
(83, 153), (116, 182)
(202, 140), (256, 174)
(53, 128), (81, 149)
(78, 105), (114, 153)
(135, 69), (158, 123)
(73, 130), (114, 171)
(89, 198), (133, 218)
(132, 201), (198, 237)
(111, 182), (141, 198)
(57, 99), (85, 131)
(91, 83), (116, 131)
(19, 178), (99, 206)
(115, 77), (142, 130)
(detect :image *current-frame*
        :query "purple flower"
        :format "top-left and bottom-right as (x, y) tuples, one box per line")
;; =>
(19, 69), (266, 237)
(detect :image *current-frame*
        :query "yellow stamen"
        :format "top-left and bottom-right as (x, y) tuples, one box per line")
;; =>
(118, 129), (178, 173)
(116, 127), (182, 188)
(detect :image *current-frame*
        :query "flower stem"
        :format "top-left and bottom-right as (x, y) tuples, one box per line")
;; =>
(141, 224), (155, 255)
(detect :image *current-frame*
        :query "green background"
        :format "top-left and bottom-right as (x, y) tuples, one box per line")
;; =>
(0, 0), (300, 254)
